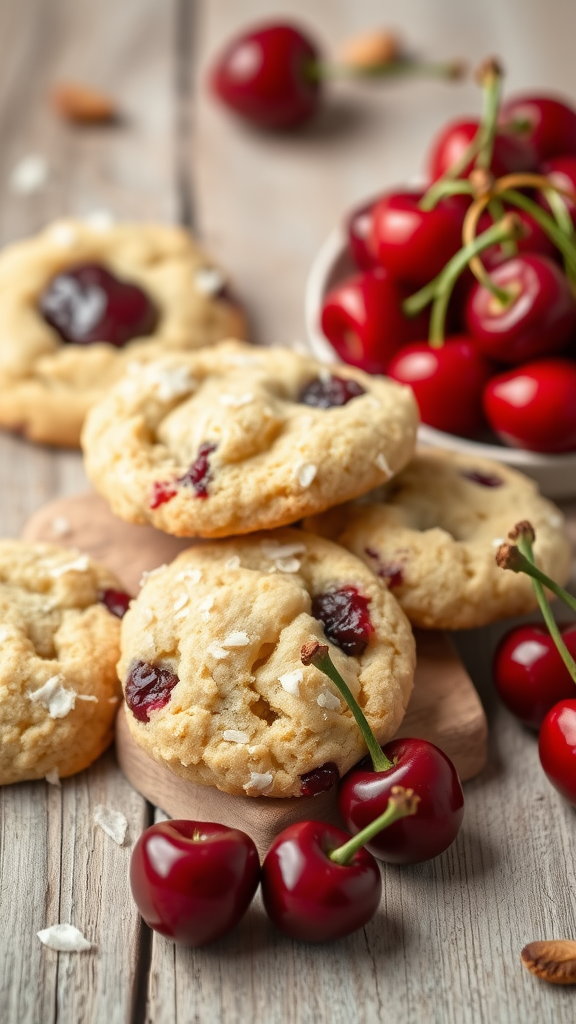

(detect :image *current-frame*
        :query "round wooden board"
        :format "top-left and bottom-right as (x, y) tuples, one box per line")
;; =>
(23, 492), (488, 856)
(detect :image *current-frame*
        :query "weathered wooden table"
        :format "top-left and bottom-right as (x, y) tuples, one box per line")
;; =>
(1, 2), (576, 1022)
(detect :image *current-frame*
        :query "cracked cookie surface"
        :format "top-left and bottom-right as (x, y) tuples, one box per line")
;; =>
(118, 529), (415, 798)
(82, 340), (419, 538)
(0, 219), (245, 446)
(305, 449), (572, 629)
(0, 540), (124, 784)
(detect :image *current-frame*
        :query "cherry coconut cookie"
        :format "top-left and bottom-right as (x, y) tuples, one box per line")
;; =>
(81, 340), (418, 538)
(305, 449), (571, 630)
(117, 529), (415, 798)
(0, 219), (245, 447)
(0, 540), (128, 785)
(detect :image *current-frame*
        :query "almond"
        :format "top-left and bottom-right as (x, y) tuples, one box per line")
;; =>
(338, 30), (402, 71)
(521, 940), (576, 985)
(51, 83), (117, 124)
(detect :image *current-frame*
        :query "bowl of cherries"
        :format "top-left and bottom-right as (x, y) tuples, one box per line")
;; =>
(305, 60), (576, 498)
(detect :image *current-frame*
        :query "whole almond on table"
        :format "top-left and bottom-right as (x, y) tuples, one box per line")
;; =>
(51, 83), (117, 123)
(338, 29), (402, 71)
(521, 940), (576, 984)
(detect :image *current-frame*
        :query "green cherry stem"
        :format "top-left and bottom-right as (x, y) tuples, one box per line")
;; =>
(499, 188), (576, 282)
(496, 524), (576, 684)
(474, 58), (503, 172)
(329, 787), (420, 865)
(301, 640), (393, 772)
(418, 178), (474, 213)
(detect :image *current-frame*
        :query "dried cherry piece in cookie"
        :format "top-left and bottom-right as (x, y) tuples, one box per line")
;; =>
(177, 442), (217, 499)
(298, 375), (365, 409)
(312, 586), (374, 657)
(125, 661), (179, 723)
(40, 262), (157, 347)
(100, 588), (131, 618)
(365, 548), (404, 588)
(460, 469), (503, 488)
(300, 762), (340, 797)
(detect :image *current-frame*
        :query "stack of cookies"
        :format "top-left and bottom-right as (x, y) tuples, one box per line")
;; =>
(0, 222), (571, 800)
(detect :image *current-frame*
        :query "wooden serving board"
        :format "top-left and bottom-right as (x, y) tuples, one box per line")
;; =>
(23, 493), (488, 856)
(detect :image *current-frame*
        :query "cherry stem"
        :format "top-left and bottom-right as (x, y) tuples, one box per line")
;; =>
(499, 188), (576, 283)
(314, 56), (464, 83)
(496, 527), (576, 684)
(474, 58), (503, 172)
(301, 641), (393, 772)
(329, 786), (420, 866)
(403, 213), (524, 346)
(419, 178), (473, 213)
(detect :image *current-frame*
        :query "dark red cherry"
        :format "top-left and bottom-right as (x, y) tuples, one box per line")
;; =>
(459, 469), (503, 488)
(494, 624), (576, 730)
(387, 336), (492, 436)
(427, 118), (537, 181)
(209, 22), (320, 130)
(539, 699), (576, 806)
(125, 661), (179, 723)
(312, 586), (374, 657)
(346, 198), (379, 270)
(338, 738), (464, 864)
(130, 819), (260, 946)
(40, 262), (157, 347)
(465, 254), (576, 363)
(298, 375), (365, 408)
(261, 819), (381, 942)
(500, 94), (576, 161)
(320, 266), (429, 374)
(300, 762), (340, 797)
(100, 588), (131, 619)
(483, 358), (576, 453)
(370, 190), (464, 286)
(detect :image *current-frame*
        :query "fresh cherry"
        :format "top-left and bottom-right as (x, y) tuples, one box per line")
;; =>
(298, 375), (365, 408)
(40, 262), (157, 347)
(124, 661), (179, 723)
(209, 22), (320, 130)
(100, 588), (132, 619)
(370, 190), (464, 286)
(130, 819), (260, 946)
(312, 586), (374, 657)
(483, 358), (576, 453)
(465, 254), (576, 363)
(387, 335), (492, 436)
(320, 266), (429, 373)
(339, 739), (464, 864)
(500, 94), (576, 161)
(346, 198), (379, 270)
(427, 118), (537, 181)
(539, 699), (576, 807)
(261, 819), (381, 942)
(494, 624), (576, 730)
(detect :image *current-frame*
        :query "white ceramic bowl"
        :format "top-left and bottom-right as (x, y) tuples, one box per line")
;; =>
(305, 223), (576, 500)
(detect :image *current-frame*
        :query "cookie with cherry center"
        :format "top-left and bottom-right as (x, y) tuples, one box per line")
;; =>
(0, 218), (245, 446)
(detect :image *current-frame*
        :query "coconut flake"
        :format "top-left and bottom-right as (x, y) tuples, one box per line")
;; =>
(219, 392), (254, 408)
(77, 694), (98, 703)
(199, 595), (215, 621)
(150, 365), (196, 402)
(175, 569), (202, 584)
(51, 516), (71, 538)
(84, 208), (115, 231)
(195, 267), (225, 295)
(225, 556), (241, 570)
(45, 768), (61, 787)
(296, 463), (317, 489)
(37, 923), (93, 952)
(28, 676), (76, 719)
(278, 669), (302, 696)
(10, 154), (48, 194)
(207, 642), (228, 660)
(49, 222), (78, 248)
(244, 771), (274, 793)
(173, 594), (189, 612)
(49, 555), (90, 578)
(261, 540), (306, 561)
(223, 729), (249, 744)
(94, 805), (128, 846)
(376, 453), (392, 477)
(140, 564), (168, 588)
(276, 557), (301, 573)
(317, 689), (342, 711)
(222, 631), (250, 648)
(141, 608), (154, 626)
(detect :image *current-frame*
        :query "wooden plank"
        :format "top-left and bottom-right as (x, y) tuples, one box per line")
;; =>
(0, 0), (181, 1022)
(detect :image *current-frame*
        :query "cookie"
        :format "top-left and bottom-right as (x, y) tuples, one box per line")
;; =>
(305, 449), (572, 630)
(0, 540), (127, 784)
(118, 529), (415, 798)
(82, 340), (418, 538)
(0, 219), (245, 446)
